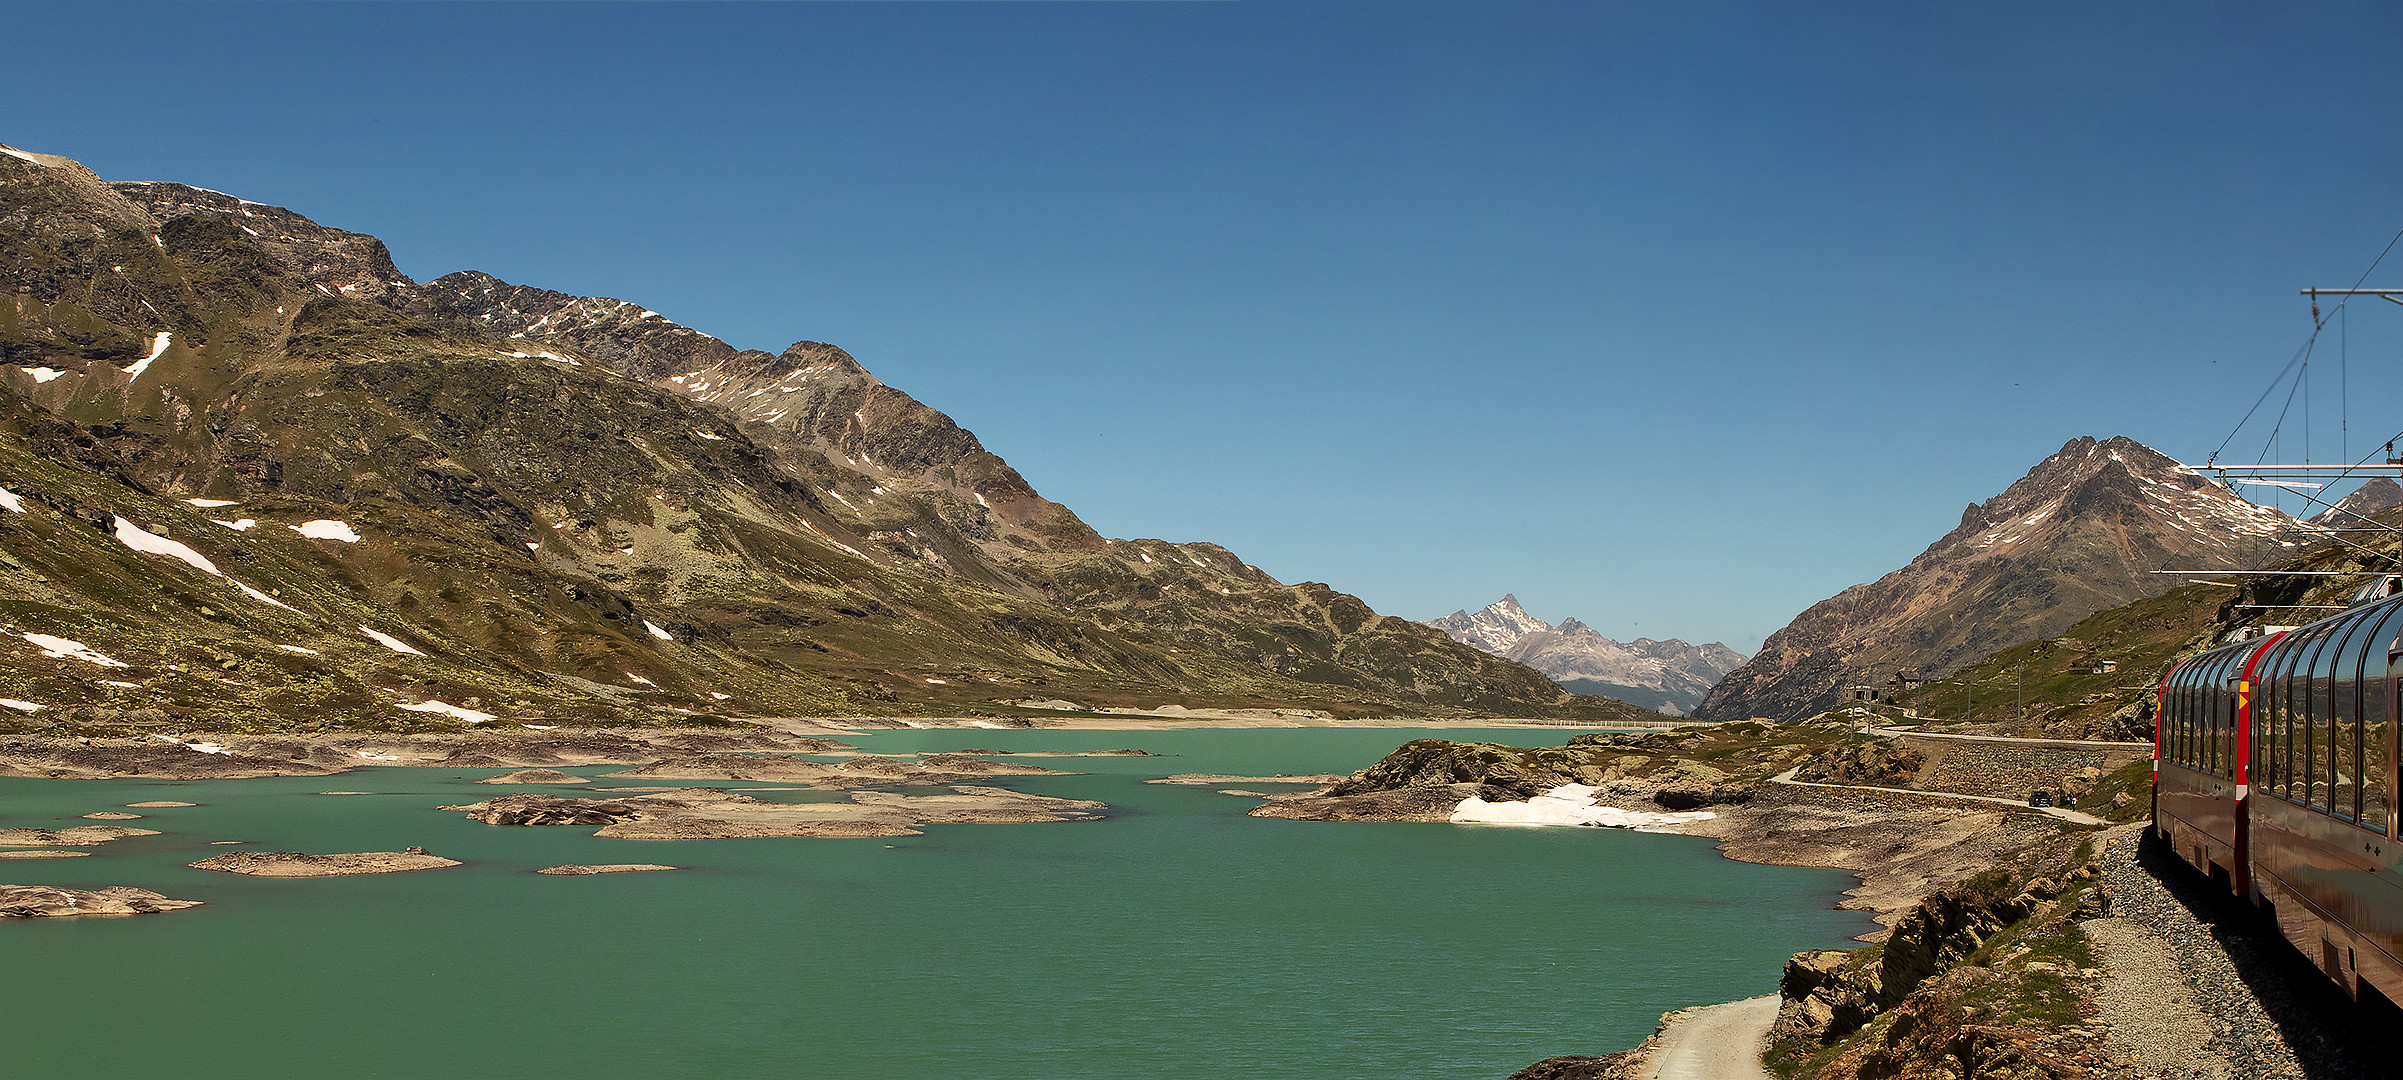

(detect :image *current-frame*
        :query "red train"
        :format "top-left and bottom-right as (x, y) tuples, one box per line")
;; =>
(2155, 597), (2403, 1006)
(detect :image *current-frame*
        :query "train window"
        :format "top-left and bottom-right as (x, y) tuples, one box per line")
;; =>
(2201, 644), (2220, 769)
(2332, 610), (2380, 822)
(2362, 601), (2403, 834)
(2272, 632), (2304, 800)
(2167, 663), (2186, 767)
(2307, 622), (2338, 807)
(2310, 623), (2340, 812)
(2217, 650), (2241, 777)
(2280, 627), (2321, 802)
(2205, 651), (2231, 775)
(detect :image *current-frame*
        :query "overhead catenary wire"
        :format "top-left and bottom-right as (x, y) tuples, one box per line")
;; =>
(2197, 225), (2403, 568)
(2211, 225), (2403, 467)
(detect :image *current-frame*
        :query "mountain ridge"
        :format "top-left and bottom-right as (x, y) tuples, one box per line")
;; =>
(1425, 595), (1746, 714)
(0, 141), (1642, 729)
(1699, 435), (2319, 721)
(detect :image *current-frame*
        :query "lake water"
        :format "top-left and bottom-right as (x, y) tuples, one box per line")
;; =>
(0, 727), (1871, 1079)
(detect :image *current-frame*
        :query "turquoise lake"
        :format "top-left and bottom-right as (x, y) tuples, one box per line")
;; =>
(0, 727), (1871, 1079)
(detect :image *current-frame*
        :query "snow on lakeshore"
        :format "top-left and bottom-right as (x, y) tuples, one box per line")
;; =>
(114, 516), (221, 576)
(292, 520), (361, 543)
(395, 700), (496, 724)
(152, 734), (231, 755)
(358, 627), (426, 656)
(21, 632), (129, 668)
(1449, 784), (1717, 832)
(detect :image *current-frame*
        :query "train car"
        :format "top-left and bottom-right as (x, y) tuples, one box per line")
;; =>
(2155, 596), (2403, 1006)
(2155, 627), (2283, 896)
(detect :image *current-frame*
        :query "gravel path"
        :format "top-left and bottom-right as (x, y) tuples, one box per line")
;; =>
(2096, 825), (2399, 1079)
(1639, 995), (1776, 1080)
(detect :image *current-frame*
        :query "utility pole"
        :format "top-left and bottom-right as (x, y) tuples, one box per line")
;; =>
(2017, 664), (2026, 736)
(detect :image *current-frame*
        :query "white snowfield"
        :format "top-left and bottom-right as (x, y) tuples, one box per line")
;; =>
(211, 518), (257, 531)
(1449, 784), (1718, 831)
(293, 520), (361, 543)
(21, 632), (129, 668)
(644, 621), (673, 641)
(358, 627), (426, 656)
(184, 498), (239, 508)
(19, 366), (65, 383)
(0, 699), (40, 713)
(0, 486), (23, 513)
(395, 700), (496, 724)
(0, 146), (49, 165)
(114, 516), (220, 576)
(124, 332), (172, 380)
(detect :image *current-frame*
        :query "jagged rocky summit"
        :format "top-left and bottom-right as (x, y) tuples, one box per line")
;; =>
(1425, 595), (1746, 715)
(2309, 476), (2403, 529)
(0, 141), (1654, 728)
(1699, 436), (2321, 721)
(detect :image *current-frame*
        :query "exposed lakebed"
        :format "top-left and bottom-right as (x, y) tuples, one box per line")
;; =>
(0, 726), (1871, 1079)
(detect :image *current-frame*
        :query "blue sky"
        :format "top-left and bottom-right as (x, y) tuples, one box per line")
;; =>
(6, 2), (2400, 652)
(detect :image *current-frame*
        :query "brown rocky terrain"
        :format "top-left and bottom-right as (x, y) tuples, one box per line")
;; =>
(0, 824), (156, 846)
(445, 785), (1105, 840)
(189, 849), (460, 877)
(0, 884), (199, 917)
(536, 864), (677, 875)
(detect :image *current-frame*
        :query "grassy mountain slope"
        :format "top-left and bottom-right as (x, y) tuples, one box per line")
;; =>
(1893, 503), (2403, 741)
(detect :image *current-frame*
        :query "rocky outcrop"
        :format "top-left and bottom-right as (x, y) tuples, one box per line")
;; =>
(456, 794), (643, 827)
(1770, 857), (2093, 1049)
(189, 849), (462, 877)
(1503, 1053), (1642, 1080)
(0, 884), (201, 917)
(0, 824), (157, 846)
(477, 769), (590, 785)
(1703, 437), (2317, 721)
(447, 784), (1108, 840)
(536, 863), (677, 875)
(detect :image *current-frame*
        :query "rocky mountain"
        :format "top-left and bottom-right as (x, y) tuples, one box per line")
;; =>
(2308, 476), (2403, 529)
(1698, 436), (2320, 721)
(0, 141), (1650, 730)
(1426, 595), (1747, 714)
